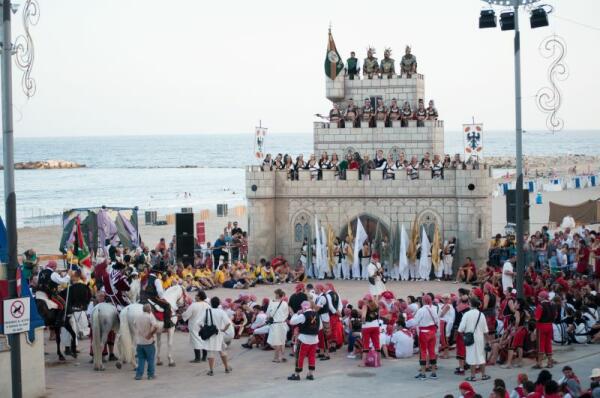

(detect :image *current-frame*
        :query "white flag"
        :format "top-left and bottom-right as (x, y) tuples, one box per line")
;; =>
(399, 224), (409, 280)
(353, 217), (368, 271)
(321, 225), (328, 274)
(419, 226), (431, 280)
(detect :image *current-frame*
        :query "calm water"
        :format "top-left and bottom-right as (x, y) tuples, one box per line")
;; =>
(0, 130), (598, 226)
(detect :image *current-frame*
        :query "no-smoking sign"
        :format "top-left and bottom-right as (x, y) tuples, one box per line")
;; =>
(3, 297), (30, 334)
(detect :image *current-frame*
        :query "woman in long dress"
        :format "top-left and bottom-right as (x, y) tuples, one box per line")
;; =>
(198, 296), (232, 376)
(266, 288), (289, 363)
(181, 290), (210, 362)
(458, 297), (490, 382)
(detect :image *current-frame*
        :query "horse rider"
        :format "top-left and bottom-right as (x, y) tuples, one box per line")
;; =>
(144, 264), (174, 328)
(96, 260), (131, 310)
(37, 260), (71, 312)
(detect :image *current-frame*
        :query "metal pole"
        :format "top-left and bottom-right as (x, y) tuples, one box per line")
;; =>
(1, 1), (23, 397)
(513, 4), (525, 299)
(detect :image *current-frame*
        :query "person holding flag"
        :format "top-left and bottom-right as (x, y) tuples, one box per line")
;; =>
(418, 227), (432, 281)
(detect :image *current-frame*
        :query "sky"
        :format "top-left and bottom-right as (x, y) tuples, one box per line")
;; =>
(4, 0), (600, 137)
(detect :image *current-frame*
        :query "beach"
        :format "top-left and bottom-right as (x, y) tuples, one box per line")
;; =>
(15, 184), (600, 256)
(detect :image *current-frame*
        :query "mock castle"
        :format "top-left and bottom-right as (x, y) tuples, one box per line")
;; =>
(245, 42), (493, 271)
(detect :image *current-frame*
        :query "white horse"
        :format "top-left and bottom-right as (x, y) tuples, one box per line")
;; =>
(117, 285), (189, 369)
(90, 302), (120, 371)
(127, 278), (141, 303)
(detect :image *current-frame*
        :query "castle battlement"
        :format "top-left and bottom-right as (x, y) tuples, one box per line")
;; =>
(326, 74), (425, 110)
(313, 119), (444, 159)
(246, 167), (491, 200)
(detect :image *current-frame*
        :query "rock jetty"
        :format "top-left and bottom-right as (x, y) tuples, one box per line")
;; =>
(0, 160), (86, 170)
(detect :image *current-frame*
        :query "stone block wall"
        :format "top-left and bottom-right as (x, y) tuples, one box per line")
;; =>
(245, 166), (492, 268)
(313, 119), (444, 159)
(326, 74), (426, 111)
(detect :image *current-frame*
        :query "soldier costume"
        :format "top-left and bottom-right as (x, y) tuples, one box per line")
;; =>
(329, 103), (344, 127)
(388, 98), (401, 126)
(400, 46), (417, 78)
(416, 99), (427, 127)
(379, 48), (395, 79)
(362, 48), (379, 79)
(375, 98), (387, 122)
(144, 265), (174, 328)
(426, 100), (438, 120)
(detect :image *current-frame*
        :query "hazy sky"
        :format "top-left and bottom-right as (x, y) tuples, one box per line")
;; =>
(5, 0), (600, 136)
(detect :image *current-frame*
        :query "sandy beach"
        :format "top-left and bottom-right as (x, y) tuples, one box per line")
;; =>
(14, 184), (600, 256)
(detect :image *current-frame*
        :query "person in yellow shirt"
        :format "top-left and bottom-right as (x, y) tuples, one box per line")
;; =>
(214, 264), (229, 286)
(162, 271), (175, 289)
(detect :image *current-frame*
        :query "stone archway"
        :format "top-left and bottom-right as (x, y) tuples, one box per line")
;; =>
(338, 213), (390, 244)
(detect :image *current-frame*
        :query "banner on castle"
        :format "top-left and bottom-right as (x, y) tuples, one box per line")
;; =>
(254, 126), (267, 159)
(463, 123), (483, 161)
(324, 29), (344, 80)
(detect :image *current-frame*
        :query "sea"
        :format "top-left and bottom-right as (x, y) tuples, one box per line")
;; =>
(0, 129), (598, 227)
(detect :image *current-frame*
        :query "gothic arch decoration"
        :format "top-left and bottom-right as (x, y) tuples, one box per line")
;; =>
(344, 146), (357, 157)
(417, 208), (442, 241)
(292, 211), (312, 243)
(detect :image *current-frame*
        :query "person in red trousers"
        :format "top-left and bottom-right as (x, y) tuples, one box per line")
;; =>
(288, 301), (320, 381)
(410, 294), (440, 380)
(534, 290), (556, 369)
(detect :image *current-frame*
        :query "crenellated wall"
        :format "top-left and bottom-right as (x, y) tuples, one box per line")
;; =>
(326, 74), (426, 111)
(313, 119), (444, 159)
(246, 166), (492, 267)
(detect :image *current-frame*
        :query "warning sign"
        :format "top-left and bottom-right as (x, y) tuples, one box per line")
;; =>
(3, 297), (30, 334)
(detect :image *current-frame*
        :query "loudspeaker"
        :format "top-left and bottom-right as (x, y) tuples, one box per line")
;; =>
(506, 189), (530, 224)
(479, 9), (497, 29)
(176, 213), (194, 236)
(145, 211), (157, 225)
(176, 235), (194, 262)
(500, 11), (515, 31)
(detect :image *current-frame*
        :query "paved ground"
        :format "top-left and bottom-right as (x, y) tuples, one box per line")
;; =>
(43, 281), (600, 398)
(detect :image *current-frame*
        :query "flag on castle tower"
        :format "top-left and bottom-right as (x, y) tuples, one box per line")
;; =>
(324, 28), (344, 80)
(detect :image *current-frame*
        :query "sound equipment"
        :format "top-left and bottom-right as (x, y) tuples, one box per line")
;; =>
(145, 211), (157, 225)
(176, 235), (194, 263)
(506, 189), (530, 224)
(176, 213), (194, 236)
(181, 207), (193, 214)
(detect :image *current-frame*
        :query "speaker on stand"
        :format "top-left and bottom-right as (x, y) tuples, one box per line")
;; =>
(176, 213), (194, 263)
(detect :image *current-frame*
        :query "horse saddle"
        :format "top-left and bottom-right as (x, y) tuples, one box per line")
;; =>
(35, 290), (59, 310)
(146, 299), (165, 313)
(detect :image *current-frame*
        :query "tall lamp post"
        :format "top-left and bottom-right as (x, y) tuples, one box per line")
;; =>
(2, 0), (38, 397)
(478, 0), (550, 299)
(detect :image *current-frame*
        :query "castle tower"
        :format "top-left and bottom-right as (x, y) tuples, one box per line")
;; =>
(246, 50), (492, 273)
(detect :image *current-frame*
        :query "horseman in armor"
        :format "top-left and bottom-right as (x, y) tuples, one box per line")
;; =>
(144, 264), (174, 328)
(97, 260), (131, 310)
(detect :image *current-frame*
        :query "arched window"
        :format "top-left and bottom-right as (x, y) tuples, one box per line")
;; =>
(294, 223), (304, 242)
(419, 210), (440, 242)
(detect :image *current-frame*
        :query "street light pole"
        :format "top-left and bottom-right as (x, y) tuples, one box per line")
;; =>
(512, 4), (525, 299)
(1, 0), (23, 397)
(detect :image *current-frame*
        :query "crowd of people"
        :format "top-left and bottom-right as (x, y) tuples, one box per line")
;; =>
(261, 150), (481, 181)
(20, 223), (600, 396)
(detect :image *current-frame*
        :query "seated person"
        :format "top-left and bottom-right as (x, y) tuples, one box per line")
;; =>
(360, 98), (374, 127)
(455, 257), (477, 283)
(290, 260), (306, 282)
(213, 263), (229, 287)
(387, 317), (414, 359)
(255, 261), (276, 284)
(344, 98), (359, 128)
(241, 303), (269, 349)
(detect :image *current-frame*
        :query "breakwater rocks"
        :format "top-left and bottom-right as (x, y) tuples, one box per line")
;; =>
(0, 160), (86, 170)
(487, 155), (600, 169)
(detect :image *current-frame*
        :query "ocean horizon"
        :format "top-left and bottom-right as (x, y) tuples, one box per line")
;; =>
(1, 130), (599, 227)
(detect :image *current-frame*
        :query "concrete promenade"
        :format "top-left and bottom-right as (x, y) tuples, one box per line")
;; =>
(41, 280), (600, 398)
